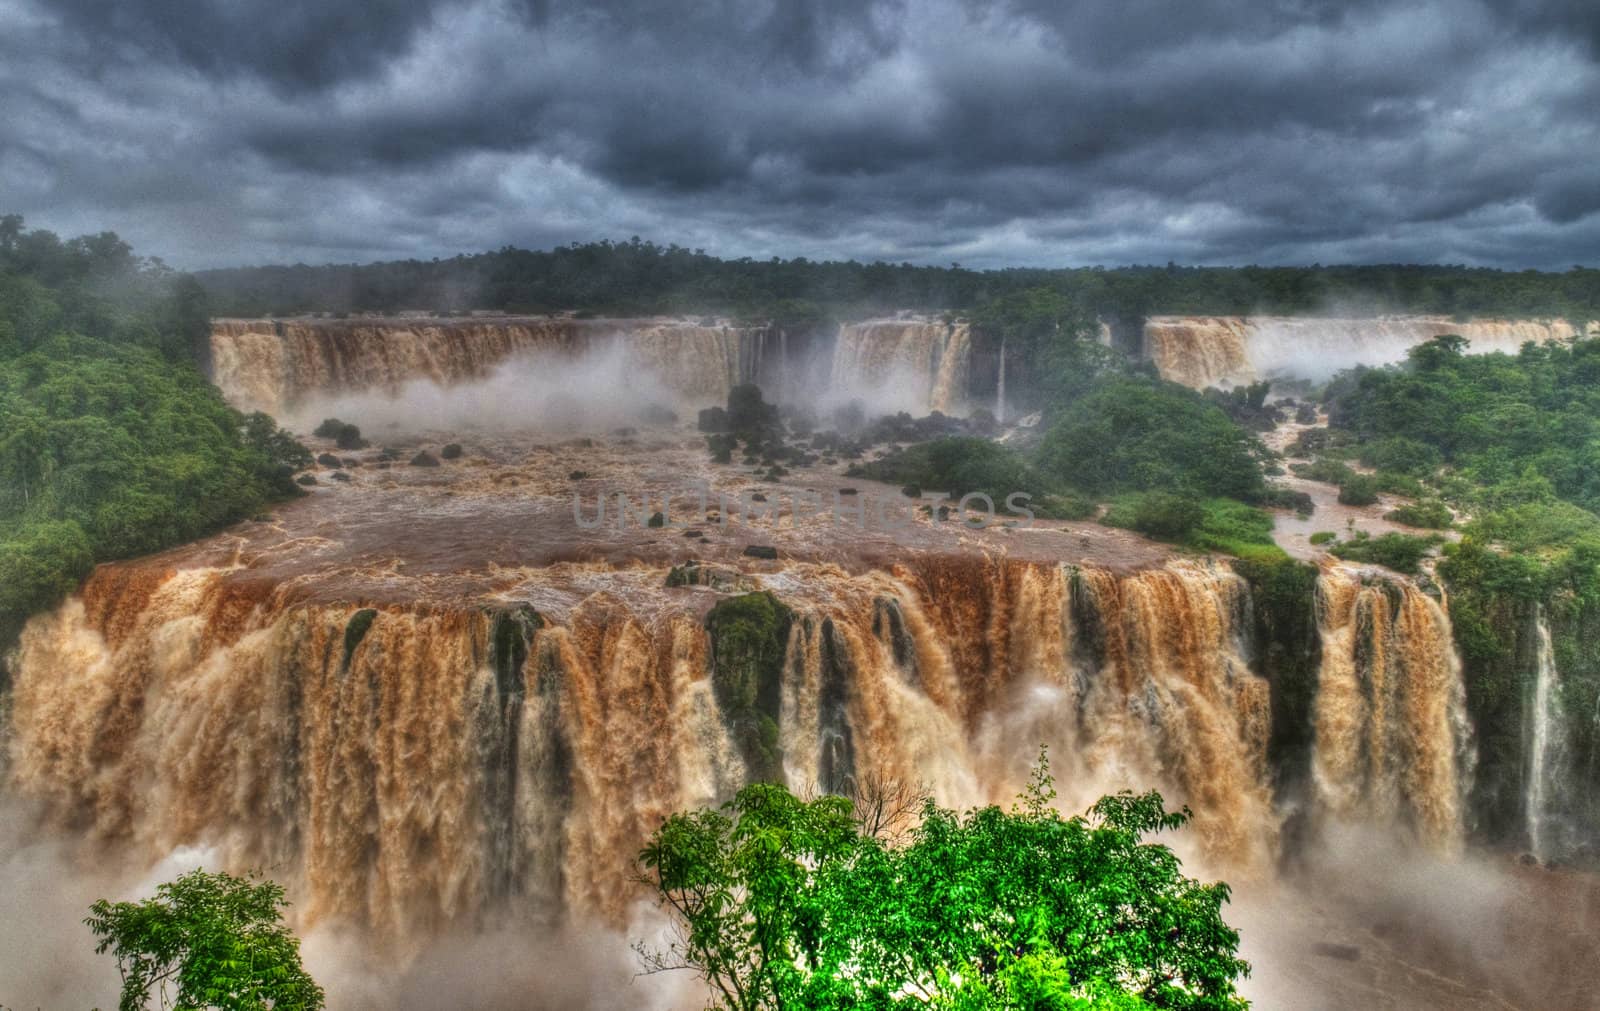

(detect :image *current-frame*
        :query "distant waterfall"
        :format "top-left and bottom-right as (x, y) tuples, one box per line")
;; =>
(995, 336), (1007, 424)
(1527, 610), (1568, 861)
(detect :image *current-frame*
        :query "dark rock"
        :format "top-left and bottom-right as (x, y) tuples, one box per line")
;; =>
(902, 484), (922, 498)
(252, 514), (272, 523)
(611, 427), (637, 437)
(683, 529), (704, 538)
(316, 453), (341, 467)
(1310, 943), (1361, 962)
(296, 473), (318, 486)
(335, 424), (367, 450)
(342, 458), (360, 468)
(743, 545), (779, 560)
(838, 487), (858, 496)
(410, 451), (441, 467)
(698, 405), (730, 432)
(750, 492), (768, 503)
(648, 511), (666, 528)
(441, 443), (463, 460)
(569, 470), (589, 480)
(330, 470), (352, 482)
(639, 403), (679, 426)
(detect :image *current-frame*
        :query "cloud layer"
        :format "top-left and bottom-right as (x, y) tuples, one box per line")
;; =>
(4, 0), (1599, 269)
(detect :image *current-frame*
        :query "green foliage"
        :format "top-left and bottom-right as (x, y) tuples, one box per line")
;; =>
(1231, 557), (1321, 798)
(1308, 531), (1336, 545)
(1357, 436), (1441, 478)
(707, 593), (793, 782)
(1288, 457), (1354, 485)
(852, 437), (1062, 512)
(192, 233), (1600, 322)
(1328, 335), (1600, 515)
(0, 216), (214, 366)
(969, 287), (1119, 407)
(1036, 377), (1267, 501)
(639, 761), (1250, 1011)
(1190, 501), (1285, 562)
(1103, 492), (1205, 541)
(1384, 499), (1453, 529)
(1102, 495), (1284, 561)
(1, 222), (307, 666)
(1336, 474), (1379, 506)
(1328, 531), (1437, 574)
(0, 519), (94, 651)
(84, 869), (324, 1011)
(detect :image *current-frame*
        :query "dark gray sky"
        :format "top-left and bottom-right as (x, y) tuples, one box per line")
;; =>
(3, 0), (1598, 270)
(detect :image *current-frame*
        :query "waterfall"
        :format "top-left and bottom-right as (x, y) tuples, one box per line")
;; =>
(209, 317), (759, 416)
(778, 327), (790, 402)
(1527, 609), (1567, 861)
(2, 553), (1308, 939)
(1141, 315), (1592, 388)
(995, 335), (1007, 424)
(830, 319), (973, 414)
(1310, 567), (1472, 852)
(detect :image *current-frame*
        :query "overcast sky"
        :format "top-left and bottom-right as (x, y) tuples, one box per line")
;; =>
(3, 0), (1598, 270)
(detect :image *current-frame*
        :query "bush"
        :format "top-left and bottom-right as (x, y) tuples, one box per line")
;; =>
(1358, 436), (1442, 477)
(1036, 376), (1267, 500)
(852, 437), (1057, 504)
(1189, 498), (1284, 560)
(1258, 485), (1314, 516)
(1330, 531), (1438, 573)
(334, 423), (367, 450)
(1337, 474), (1380, 506)
(1034, 490), (1098, 521)
(1291, 457), (1356, 484)
(1309, 530), (1337, 545)
(1385, 499), (1453, 529)
(1103, 492), (1205, 541)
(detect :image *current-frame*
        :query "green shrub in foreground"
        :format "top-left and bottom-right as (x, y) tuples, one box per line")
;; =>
(638, 755), (1250, 1010)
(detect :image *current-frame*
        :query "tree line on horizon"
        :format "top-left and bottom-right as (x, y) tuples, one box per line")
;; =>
(192, 235), (1600, 324)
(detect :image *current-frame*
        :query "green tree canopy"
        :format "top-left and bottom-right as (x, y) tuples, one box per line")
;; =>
(638, 756), (1250, 1010)
(1036, 377), (1268, 501)
(85, 869), (325, 1011)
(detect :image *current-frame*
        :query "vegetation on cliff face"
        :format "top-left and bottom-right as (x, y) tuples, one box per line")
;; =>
(639, 757), (1250, 1010)
(706, 592), (793, 783)
(0, 218), (307, 679)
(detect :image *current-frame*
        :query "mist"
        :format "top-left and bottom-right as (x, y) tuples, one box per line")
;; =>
(283, 342), (684, 437)
(0, 796), (700, 1011)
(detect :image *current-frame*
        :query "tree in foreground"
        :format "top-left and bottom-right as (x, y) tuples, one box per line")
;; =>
(85, 869), (324, 1011)
(638, 751), (1250, 1010)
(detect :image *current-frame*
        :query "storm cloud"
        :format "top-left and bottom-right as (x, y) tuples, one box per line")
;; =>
(3, 0), (1598, 269)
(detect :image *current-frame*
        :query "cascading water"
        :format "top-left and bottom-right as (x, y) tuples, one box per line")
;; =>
(1309, 567), (1472, 852)
(995, 335), (1007, 424)
(829, 319), (972, 414)
(1526, 609), (1568, 861)
(3, 551), (1342, 940)
(1142, 315), (1591, 388)
(210, 317), (762, 416)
